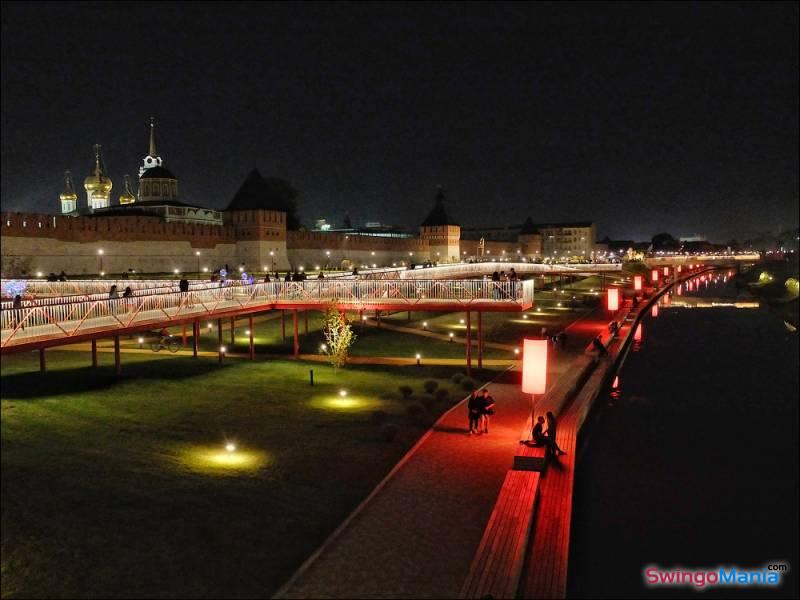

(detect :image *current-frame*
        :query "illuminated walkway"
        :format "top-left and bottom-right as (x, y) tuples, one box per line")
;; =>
(275, 309), (609, 599)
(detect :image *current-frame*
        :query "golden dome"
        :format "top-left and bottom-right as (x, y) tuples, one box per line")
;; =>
(60, 171), (77, 202)
(84, 144), (113, 195)
(119, 174), (136, 205)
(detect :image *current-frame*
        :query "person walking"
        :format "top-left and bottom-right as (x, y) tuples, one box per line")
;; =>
(545, 411), (567, 456)
(480, 388), (496, 434)
(467, 391), (482, 435)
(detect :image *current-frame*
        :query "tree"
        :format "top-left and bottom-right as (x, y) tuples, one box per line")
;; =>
(651, 232), (679, 250)
(322, 303), (356, 370)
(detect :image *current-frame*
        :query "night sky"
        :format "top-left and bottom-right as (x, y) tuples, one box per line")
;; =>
(1, 1), (797, 242)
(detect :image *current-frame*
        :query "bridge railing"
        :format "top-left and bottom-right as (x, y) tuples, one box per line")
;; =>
(1, 279), (534, 348)
(0, 278), (214, 299)
(396, 261), (622, 279)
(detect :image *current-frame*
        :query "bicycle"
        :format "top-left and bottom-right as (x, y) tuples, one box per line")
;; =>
(151, 336), (181, 353)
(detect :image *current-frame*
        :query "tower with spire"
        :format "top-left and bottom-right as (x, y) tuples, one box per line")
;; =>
(419, 185), (461, 263)
(84, 144), (113, 211)
(59, 171), (78, 214)
(139, 116), (163, 177)
(137, 117), (178, 202)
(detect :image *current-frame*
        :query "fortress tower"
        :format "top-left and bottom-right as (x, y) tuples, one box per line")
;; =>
(419, 186), (460, 263)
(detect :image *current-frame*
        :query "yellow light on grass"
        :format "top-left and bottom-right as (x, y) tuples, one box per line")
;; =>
(179, 444), (270, 474)
(225, 442), (236, 452)
(339, 389), (348, 397)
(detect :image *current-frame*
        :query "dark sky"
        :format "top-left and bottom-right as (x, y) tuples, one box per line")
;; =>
(1, 1), (797, 242)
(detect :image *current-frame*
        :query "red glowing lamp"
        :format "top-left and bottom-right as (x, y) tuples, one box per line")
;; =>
(663, 266), (669, 276)
(677, 265), (682, 273)
(522, 339), (548, 395)
(651, 269), (660, 283)
(607, 287), (620, 312)
(677, 285), (683, 295)
(663, 293), (671, 306)
(633, 275), (643, 291)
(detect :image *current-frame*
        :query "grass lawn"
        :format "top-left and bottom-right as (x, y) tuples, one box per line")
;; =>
(1, 351), (498, 598)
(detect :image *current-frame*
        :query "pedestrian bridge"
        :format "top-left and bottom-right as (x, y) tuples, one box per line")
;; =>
(1, 279), (534, 352)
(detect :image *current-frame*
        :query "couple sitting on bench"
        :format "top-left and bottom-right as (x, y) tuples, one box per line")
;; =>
(531, 411), (566, 459)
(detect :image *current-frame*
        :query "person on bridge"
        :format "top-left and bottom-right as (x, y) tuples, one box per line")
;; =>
(109, 285), (119, 299)
(264, 273), (271, 282)
(546, 411), (567, 456)
(58, 270), (68, 281)
(11, 294), (24, 330)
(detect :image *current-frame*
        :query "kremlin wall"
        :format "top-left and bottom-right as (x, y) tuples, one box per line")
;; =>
(0, 119), (596, 278)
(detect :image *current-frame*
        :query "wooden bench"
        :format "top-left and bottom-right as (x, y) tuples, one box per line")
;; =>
(514, 417), (548, 472)
(460, 470), (541, 599)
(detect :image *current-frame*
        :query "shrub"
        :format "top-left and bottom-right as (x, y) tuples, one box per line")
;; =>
(461, 378), (476, 391)
(423, 379), (439, 394)
(435, 388), (450, 403)
(370, 410), (389, 425)
(398, 385), (414, 399)
(406, 403), (425, 419)
(420, 393), (437, 411)
(451, 372), (464, 384)
(381, 423), (399, 442)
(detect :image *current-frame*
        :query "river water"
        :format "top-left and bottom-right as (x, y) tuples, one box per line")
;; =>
(569, 271), (799, 598)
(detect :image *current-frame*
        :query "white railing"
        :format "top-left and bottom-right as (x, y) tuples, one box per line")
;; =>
(396, 261), (622, 279)
(0, 278), (211, 299)
(1, 279), (534, 348)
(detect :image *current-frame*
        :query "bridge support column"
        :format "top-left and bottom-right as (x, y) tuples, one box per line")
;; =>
(282, 310), (286, 340)
(407, 311), (411, 321)
(466, 311), (472, 377)
(192, 320), (199, 358)
(376, 310), (381, 328)
(114, 336), (121, 375)
(91, 339), (98, 368)
(39, 348), (46, 373)
(477, 311), (483, 369)
(304, 310), (309, 335)
(249, 315), (255, 360)
(218, 319), (223, 363)
(293, 309), (299, 359)
(182, 323), (187, 347)
(230, 317), (235, 345)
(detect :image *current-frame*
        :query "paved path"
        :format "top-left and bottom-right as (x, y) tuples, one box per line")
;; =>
(276, 308), (609, 599)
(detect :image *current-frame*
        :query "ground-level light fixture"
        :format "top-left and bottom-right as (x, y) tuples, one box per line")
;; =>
(36, 271), (43, 277)
(207, 323), (213, 330)
(460, 319), (465, 324)
(245, 330), (251, 336)
(320, 343), (327, 352)
(225, 442), (236, 452)
(339, 389), (347, 397)
(415, 353), (421, 365)
(449, 332), (454, 341)
(100, 271), (105, 276)
(523, 314), (528, 319)
(514, 348), (520, 355)
(423, 321), (428, 329)
(220, 346), (227, 354)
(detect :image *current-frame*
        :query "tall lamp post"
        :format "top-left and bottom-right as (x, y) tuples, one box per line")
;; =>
(195, 250), (201, 277)
(97, 248), (104, 276)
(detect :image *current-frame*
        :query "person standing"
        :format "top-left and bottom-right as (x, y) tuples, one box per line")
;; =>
(11, 294), (24, 330)
(467, 391), (482, 435)
(480, 388), (496, 434)
(545, 411), (566, 456)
